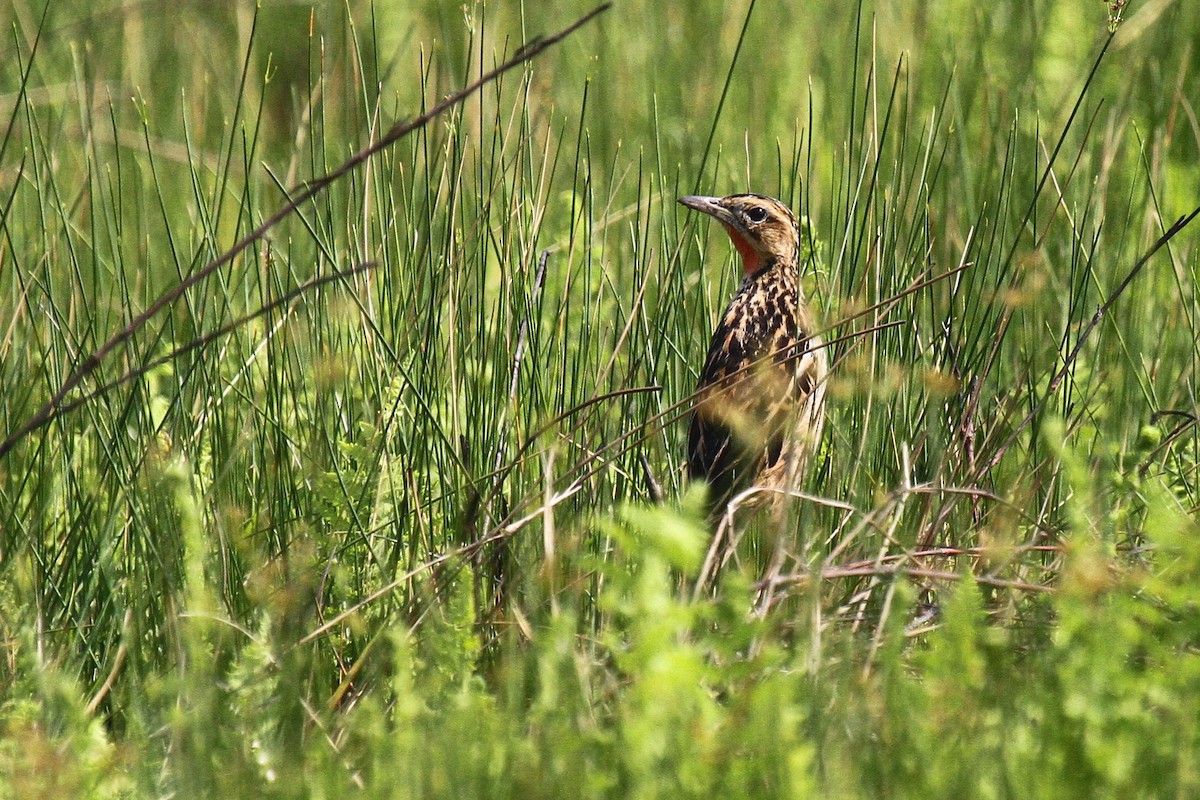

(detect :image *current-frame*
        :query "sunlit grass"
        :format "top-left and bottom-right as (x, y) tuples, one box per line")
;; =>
(1, 0), (1199, 796)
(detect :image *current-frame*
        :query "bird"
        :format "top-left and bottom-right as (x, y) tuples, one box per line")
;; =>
(679, 193), (827, 521)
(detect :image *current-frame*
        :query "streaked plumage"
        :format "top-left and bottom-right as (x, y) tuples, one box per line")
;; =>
(679, 193), (827, 518)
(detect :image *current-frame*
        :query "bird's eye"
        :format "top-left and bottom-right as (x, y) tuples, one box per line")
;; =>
(745, 206), (769, 224)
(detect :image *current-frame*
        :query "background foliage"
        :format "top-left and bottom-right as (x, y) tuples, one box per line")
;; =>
(1, 0), (1198, 796)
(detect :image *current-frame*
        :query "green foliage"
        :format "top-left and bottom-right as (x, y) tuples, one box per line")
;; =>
(0, 639), (131, 799)
(2, 0), (1199, 797)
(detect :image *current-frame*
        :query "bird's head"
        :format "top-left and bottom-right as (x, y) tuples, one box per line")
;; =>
(678, 193), (799, 276)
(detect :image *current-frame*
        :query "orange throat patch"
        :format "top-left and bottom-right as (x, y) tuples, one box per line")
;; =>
(722, 224), (762, 275)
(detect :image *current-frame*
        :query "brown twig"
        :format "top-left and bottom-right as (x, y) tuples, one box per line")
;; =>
(761, 564), (1056, 595)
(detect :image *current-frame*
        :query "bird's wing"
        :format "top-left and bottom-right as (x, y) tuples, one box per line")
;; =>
(687, 325), (750, 509)
(688, 322), (817, 509)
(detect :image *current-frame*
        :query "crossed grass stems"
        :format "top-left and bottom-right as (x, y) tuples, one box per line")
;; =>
(5, 4), (1198, 653)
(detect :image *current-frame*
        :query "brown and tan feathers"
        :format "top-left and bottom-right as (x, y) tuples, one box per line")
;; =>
(679, 193), (827, 517)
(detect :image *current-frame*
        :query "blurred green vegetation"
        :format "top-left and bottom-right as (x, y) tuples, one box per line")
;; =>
(1, 0), (1199, 796)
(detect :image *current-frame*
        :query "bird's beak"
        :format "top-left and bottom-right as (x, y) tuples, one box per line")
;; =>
(679, 194), (747, 237)
(679, 195), (732, 224)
